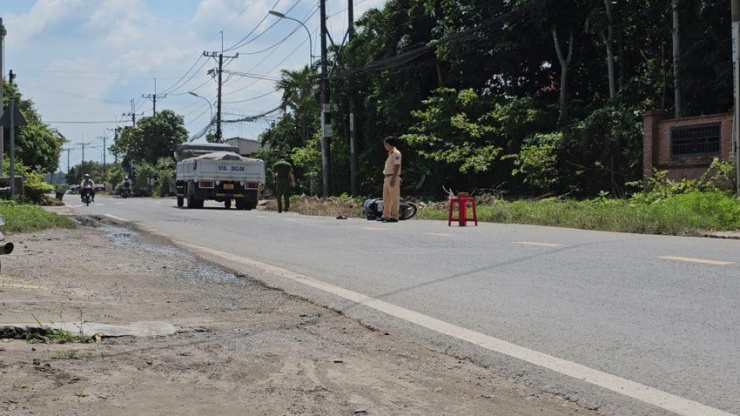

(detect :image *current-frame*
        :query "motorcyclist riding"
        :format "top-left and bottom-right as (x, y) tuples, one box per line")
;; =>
(80, 174), (95, 202)
(120, 176), (132, 197)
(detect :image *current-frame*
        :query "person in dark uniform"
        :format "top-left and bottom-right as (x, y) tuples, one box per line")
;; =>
(272, 154), (295, 213)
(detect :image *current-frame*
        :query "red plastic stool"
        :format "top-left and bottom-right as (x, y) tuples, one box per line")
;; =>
(448, 193), (477, 226)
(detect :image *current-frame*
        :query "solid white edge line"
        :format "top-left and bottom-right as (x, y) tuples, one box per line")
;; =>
(179, 242), (736, 416)
(104, 214), (129, 223)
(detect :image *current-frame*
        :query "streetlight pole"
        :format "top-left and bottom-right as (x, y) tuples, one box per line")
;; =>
(189, 92), (214, 128)
(268, 11), (313, 64)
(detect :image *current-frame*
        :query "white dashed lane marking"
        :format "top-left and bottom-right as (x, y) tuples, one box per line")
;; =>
(516, 241), (562, 247)
(659, 256), (733, 266)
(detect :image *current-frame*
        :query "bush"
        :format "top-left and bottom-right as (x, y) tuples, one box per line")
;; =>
(54, 183), (69, 194)
(22, 171), (54, 204)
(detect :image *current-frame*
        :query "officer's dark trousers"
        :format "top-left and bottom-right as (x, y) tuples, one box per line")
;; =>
(276, 181), (290, 212)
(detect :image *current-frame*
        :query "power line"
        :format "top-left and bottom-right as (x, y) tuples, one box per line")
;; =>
(160, 55), (209, 95)
(338, 0), (550, 78)
(123, 99), (143, 126)
(48, 120), (121, 124)
(222, 104), (282, 123)
(224, 0), (300, 52)
(142, 78), (167, 116)
(223, 90), (277, 104)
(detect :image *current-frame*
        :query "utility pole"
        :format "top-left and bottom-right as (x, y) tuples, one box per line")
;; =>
(348, 0), (358, 196)
(98, 136), (107, 181)
(113, 128), (119, 163)
(123, 99), (141, 126)
(65, 147), (72, 174)
(320, 0), (331, 197)
(78, 142), (91, 173)
(142, 78), (166, 116)
(733, 0), (740, 196)
(0, 18), (5, 177)
(204, 50), (238, 143)
(672, 0), (682, 118)
(7, 69), (17, 197)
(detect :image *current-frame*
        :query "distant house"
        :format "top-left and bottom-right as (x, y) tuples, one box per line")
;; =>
(225, 137), (268, 157)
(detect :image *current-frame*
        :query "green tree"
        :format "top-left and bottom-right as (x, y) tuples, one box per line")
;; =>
(271, 66), (319, 147)
(257, 0), (732, 198)
(109, 109), (187, 168)
(2, 78), (66, 173)
(67, 161), (105, 185)
(15, 123), (64, 173)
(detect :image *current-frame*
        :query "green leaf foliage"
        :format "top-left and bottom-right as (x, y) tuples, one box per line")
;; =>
(109, 110), (187, 167)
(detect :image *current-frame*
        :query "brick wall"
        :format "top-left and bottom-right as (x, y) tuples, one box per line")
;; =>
(642, 110), (733, 184)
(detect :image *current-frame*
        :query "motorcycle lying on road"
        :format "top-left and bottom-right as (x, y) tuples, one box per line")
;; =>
(80, 186), (93, 206)
(0, 215), (14, 273)
(362, 197), (417, 221)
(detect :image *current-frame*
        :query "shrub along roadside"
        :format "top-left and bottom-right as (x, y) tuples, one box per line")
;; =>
(0, 203), (75, 234)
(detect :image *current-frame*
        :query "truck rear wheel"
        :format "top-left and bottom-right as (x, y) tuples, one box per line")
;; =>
(225, 199), (232, 209)
(245, 192), (258, 210)
(186, 183), (201, 209)
(177, 196), (184, 207)
(235, 198), (246, 210)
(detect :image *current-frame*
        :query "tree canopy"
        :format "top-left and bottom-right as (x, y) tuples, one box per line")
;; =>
(262, 0), (731, 198)
(2, 79), (65, 174)
(109, 109), (188, 168)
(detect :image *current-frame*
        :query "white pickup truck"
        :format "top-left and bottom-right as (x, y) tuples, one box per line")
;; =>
(174, 144), (265, 210)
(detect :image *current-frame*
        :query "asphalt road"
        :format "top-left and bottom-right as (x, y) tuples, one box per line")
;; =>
(68, 195), (740, 416)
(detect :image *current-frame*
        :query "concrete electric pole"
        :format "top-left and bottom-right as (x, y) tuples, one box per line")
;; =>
(142, 78), (166, 116)
(320, 0), (331, 197)
(733, 0), (740, 196)
(204, 51), (238, 143)
(348, 0), (358, 196)
(123, 99), (141, 127)
(0, 18), (5, 177)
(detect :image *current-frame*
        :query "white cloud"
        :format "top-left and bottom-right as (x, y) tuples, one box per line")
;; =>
(2, 0), (391, 169)
(86, 0), (151, 47)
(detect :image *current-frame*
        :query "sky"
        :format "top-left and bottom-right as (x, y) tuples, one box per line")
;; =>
(0, 0), (385, 174)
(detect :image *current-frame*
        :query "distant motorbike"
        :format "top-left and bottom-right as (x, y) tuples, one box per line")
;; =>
(120, 185), (131, 199)
(362, 197), (417, 220)
(80, 186), (93, 206)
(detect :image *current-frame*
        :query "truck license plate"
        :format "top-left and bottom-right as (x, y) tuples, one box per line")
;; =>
(223, 184), (234, 190)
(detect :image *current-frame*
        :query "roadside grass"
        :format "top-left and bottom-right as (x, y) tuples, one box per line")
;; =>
(0, 202), (75, 234)
(279, 190), (740, 236)
(268, 195), (365, 218)
(21, 313), (93, 345)
(416, 190), (740, 235)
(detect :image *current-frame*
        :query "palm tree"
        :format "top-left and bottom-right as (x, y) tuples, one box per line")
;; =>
(275, 66), (319, 142)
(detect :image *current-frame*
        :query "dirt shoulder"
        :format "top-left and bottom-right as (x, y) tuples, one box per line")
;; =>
(0, 217), (595, 416)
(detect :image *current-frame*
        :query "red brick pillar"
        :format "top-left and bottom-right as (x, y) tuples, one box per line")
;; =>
(642, 110), (668, 186)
